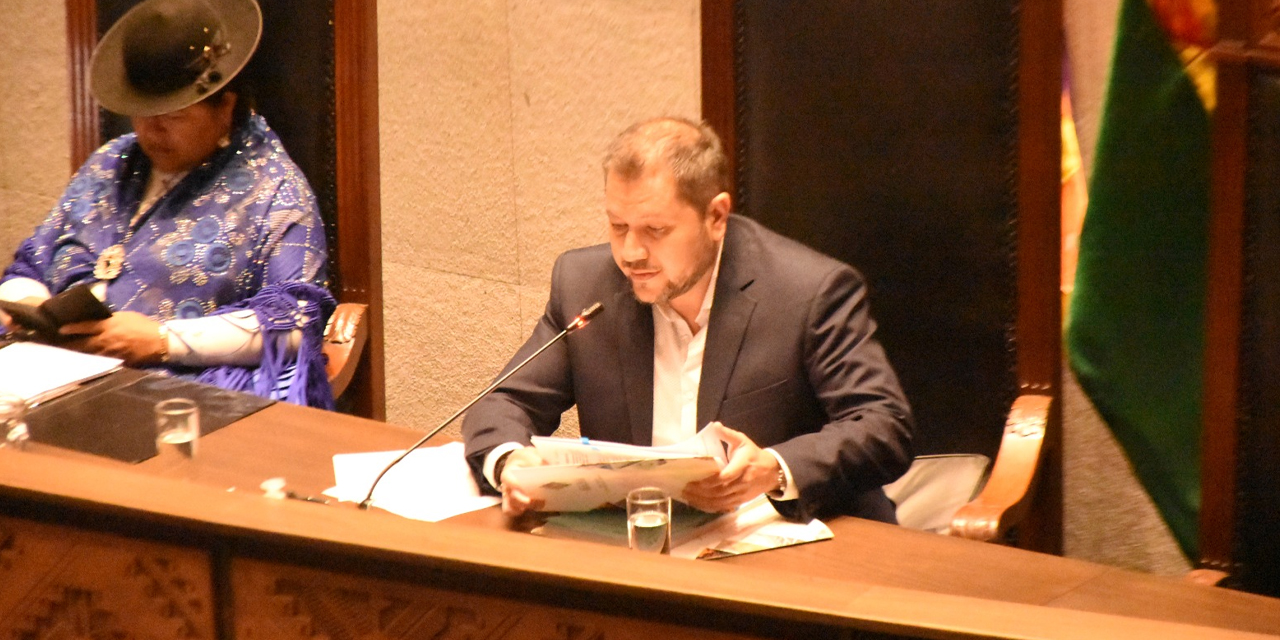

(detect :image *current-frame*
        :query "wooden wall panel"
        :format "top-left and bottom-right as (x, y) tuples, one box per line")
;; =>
(66, 0), (98, 167)
(1232, 69), (1280, 597)
(333, 0), (384, 420)
(1202, 0), (1280, 596)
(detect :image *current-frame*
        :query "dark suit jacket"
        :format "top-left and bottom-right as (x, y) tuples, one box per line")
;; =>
(462, 215), (913, 522)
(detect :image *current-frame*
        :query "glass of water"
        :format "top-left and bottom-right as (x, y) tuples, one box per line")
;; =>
(626, 486), (671, 554)
(154, 397), (199, 460)
(0, 393), (29, 450)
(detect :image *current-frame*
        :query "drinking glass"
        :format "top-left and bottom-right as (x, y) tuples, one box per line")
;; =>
(626, 487), (672, 554)
(154, 398), (199, 460)
(0, 393), (28, 450)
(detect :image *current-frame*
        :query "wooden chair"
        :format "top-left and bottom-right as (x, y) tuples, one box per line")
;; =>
(884, 396), (1048, 539)
(323, 302), (369, 400)
(702, 0), (1062, 549)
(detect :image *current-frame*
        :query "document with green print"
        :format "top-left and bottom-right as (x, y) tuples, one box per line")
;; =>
(505, 423), (731, 512)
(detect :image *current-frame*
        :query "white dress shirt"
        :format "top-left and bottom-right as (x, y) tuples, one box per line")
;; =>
(649, 277), (713, 447)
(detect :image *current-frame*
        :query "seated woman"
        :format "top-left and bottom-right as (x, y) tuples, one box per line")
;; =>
(0, 0), (335, 409)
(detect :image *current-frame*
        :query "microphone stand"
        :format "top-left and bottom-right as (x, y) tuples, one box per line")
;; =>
(358, 302), (603, 510)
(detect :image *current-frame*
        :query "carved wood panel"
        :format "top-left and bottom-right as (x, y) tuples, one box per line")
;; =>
(233, 558), (762, 640)
(0, 515), (215, 639)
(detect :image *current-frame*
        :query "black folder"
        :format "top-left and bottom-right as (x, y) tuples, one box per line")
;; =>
(0, 284), (113, 342)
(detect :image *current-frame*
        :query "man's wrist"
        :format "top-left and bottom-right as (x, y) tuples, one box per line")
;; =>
(764, 448), (798, 500)
(482, 442), (525, 490)
(493, 450), (514, 489)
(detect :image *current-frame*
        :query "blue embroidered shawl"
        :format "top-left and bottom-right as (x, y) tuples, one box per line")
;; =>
(3, 114), (335, 409)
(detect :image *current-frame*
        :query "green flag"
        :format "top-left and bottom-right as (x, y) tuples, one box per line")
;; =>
(1066, 0), (1214, 558)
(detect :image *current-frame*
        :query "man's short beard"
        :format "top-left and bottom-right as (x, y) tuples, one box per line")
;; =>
(639, 234), (719, 307)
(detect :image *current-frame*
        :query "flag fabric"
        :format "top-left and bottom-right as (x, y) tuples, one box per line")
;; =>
(1066, 0), (1216, 558)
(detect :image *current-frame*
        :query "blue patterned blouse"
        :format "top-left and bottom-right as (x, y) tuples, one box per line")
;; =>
(2, 114), (335, 409)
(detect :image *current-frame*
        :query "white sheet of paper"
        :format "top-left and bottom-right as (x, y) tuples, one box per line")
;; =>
(324, 441), (499, 522)
(0, 342), (123, 404)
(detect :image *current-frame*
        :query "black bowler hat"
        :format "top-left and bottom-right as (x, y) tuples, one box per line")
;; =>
(89, 0), (261, 117)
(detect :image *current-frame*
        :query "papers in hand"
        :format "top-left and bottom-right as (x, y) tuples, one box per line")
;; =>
(504, 424), (731, 512)
(0, 342), (123, 404)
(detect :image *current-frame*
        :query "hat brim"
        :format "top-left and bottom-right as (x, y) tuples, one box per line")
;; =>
(90, 0), (262, 117)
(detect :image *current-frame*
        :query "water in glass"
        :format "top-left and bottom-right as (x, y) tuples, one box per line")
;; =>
(0, 393), (28, 450)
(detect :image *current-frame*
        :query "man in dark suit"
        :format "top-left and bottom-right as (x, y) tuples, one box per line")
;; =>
(462, 117), (912, 523)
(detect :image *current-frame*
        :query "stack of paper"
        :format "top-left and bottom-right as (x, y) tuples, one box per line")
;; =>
(0, 342), (123, 404)
(504, 425), (732, 511)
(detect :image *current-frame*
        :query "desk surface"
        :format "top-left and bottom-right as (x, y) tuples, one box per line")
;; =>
(8, 401), (1280, 638)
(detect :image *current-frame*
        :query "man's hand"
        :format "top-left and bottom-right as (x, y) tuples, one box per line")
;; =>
(682, 423), (781, 512)
(498, 446), (548, 517)
(60, 311), (164, 366)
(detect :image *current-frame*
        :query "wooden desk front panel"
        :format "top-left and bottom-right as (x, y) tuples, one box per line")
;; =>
(0, 515), (216, 639)
(5, 402), (1280, 639)
(233, 558), (762, 640)
(0, 513), (770, 640)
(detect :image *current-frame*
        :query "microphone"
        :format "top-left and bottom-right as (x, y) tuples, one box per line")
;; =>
(358, 302), (603, 509)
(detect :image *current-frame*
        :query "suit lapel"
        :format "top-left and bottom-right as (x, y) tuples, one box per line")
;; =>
(614, 288), (655, 446)
(697, 219), (758, 428)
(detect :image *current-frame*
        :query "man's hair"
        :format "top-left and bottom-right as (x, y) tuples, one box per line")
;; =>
(602, 117), (730, 213)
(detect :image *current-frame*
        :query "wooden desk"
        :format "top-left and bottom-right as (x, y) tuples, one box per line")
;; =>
(2, 401), (1278, 639)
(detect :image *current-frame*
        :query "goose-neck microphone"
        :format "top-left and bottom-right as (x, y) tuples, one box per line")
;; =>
(358, 302), (603, 510)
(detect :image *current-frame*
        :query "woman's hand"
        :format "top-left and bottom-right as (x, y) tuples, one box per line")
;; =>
(0, 296), (49, 333)
(60, 311), (165, 366)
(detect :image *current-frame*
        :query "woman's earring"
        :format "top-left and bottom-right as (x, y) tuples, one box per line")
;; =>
(217, 135), (231, 149)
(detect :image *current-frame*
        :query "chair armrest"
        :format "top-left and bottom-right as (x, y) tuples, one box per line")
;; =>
(323, 302), (369, 398)
(1185, 569), (1231, 587)
(950, 393), (1051, 542)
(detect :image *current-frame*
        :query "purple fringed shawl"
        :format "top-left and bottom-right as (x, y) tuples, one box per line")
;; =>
(2, 115), (335, 409)
(197, 282), (336, 410)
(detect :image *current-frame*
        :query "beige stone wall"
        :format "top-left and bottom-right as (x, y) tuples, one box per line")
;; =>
(378, 0), (701, 436)
(0, 1), (70, 262)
